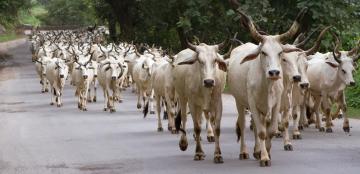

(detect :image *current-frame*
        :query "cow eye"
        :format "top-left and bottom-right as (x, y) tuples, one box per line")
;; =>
(342, 69), (346, 74)
(282, 59), (287, 62)
(278, 52), (283, 56)
(261, 51), (267, 56)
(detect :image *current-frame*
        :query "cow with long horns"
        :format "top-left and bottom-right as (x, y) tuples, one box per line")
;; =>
(228, 0), (307, 166)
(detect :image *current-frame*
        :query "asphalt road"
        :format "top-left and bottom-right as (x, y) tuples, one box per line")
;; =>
(1, 41), (360, 174)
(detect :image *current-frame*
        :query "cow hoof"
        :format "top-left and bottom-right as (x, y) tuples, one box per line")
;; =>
(45, 89), (49, 92)
(338, 114), (343, 119)
(171, 129), (179, 134)
(250, 124), (254, 131)
(284, 144), (293, 151)
(93, 98), (97, 102)
(137, 104), (141, 109)
(321, 117), (326, 121)
(293, 134), (302, 140)
(157, 127), (163, 132)
(193, 134), (202, 141)
(260, 160), (271, 167)
(50, 102), (54, 105)
(167, 125), (172, 131)
(207, 136), (215, 143)
(41, 90), (46, 93)
(110, 109), (116, 113)
(194, 153), (205, 161)
(57, 104), (61, 107)
(118, 99), (123, 103)
(278, 125), (285, 132)
(150, 111), (155, 114)
(103, 108), (108, 111)
(179, 139), (188, 151)
(308, 120), (315, 125)
(253, 152), (261, 160)
(239, 153), (249, 160)
(326, 127), (333, 133)
(83, 108), (88, 111)
(343, 126), (350, 133)
(319, 127), (325, 132)
(298, 125), (304, 131)
(304, 123), (309, 128)
(213, 155), (223, 164)
(275, 132), (282, 138)
(87, 99), (92, 103)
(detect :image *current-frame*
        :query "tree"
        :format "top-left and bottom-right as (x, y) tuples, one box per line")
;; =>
(0, 0), (31, 28)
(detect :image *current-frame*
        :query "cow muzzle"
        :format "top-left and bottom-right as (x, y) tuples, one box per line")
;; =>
(60, 74), (64, 78)
(293, 75), (301, 83)
(112, 76), (117, 80)
(349, 81), (356, 86)
(203, 79), (215, 88)
(268, 70), (281, 80)
(83, 75), (88, 79)
(300, 83), (309, 89)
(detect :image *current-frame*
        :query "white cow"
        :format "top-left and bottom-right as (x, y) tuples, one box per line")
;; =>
(307, 34), (359, 133)
(45, 58), (68, 107)
(173, 41), (227, 163)
(227, 6), (306, 166)
(98, 57), (124, 112)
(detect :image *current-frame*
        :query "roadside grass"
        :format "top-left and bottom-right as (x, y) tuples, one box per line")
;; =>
(19, 2), (47, 27)
(0, 32), (24, 43)
(348, 107), (360, 119)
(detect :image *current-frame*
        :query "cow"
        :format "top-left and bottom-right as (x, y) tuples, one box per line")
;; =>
(277, 26), (331, 149)
(227, 3), (307, 166)
(132, 51), (156, 116)
(44, 58), (69, 107)
(71, 53), (97, 111)
(98, 57), (124, 112)
(173, 40), (227, 163)
(151, 56), (178, 133)
(306, 33), (359, 133)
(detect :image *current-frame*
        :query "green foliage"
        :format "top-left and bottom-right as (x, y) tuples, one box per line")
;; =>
(0, 0), (32, 29)
(346, 70), (360, 108)
(40, 0), (96, 26)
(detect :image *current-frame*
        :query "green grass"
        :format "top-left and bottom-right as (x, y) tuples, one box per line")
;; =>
(0, 32), (24, 43)
(347, 107), (360, 119)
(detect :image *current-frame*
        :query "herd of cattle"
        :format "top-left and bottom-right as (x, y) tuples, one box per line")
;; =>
(29, 6), (359, 167)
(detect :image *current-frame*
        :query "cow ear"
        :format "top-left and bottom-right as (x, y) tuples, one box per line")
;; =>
(326, 61), (339, 68)
(216, 57), (227, 72)
(105, 66), (111, 71)
(240, 52), (259, 64)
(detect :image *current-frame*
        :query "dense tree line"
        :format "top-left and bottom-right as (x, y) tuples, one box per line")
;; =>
(0, 0), (31, 28)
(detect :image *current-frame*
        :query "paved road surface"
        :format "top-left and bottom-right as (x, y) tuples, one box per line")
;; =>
(1, 41), (360, 174)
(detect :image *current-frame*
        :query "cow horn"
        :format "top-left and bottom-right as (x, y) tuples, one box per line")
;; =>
(144, 47), (155, 58)
(305, 26), (331, 56)
(277, 7), (308, 43)
(294, 26), (320, 47)
(330, 31), (341, 55)
(186, 39), (197, 52)
(234, 9), (263, 43)
(348, 40), (360, 61)
(217, 39), (229, 51)
(98, 44), (105, 54)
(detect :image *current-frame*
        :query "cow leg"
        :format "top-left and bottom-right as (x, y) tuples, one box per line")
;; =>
(251, 106), (270, 166)
(338, 91), (350, 132)
(313, 94), (324, 132)
(93, 81), (97, 102)
(204, 111), (215, 143)
(178, 98), (188, 151)
(155, 94), (163, 132)
(110, 90), (116, 113)
(136, 88), (142, 109)
(103, 89), (109, 111)
(83, 86), (89, 111)
(321, 95), (333, 133)
(149, 90), (155, 114)
(50, 87), (55, 105)
(282, 108), (293, 151)
(189, 104), (205, 161)
(56, 87), (61, 107)
(235, 101), (249, 160)
(213, 99), (223, 164)
(165, 94), (177, 134)
(292, 105), (302, 139)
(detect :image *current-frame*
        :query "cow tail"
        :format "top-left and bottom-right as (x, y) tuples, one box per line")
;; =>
(236, 122), (241, 142)
(143, 101), (149, 118)
(175, 110), (186, 135)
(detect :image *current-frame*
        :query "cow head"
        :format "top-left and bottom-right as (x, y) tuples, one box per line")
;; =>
(177, 41), (227, 88)
(55, 60), (68, 79)
(236, 8), (307, 80)
(74, 56), (92, 80)
(329, 33), (356, 86)
(101, 58), (123, 81)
